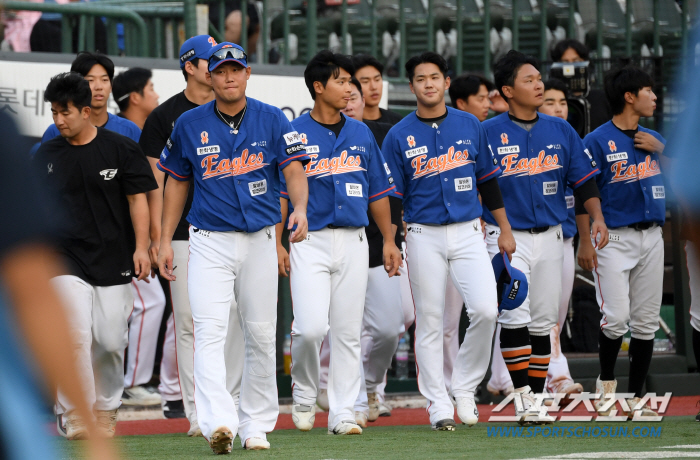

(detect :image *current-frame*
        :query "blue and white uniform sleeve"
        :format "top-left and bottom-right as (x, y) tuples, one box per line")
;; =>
(41, 124), (60, 143)
(381, 129), (405, 197)
(475, 124), (501, 183)
(583, 135), (606, 189)
(367, 132), (395, 202)
(156, 125), (192, 181)
(276, 113), (309, 171)
(567, 125), (599, 189)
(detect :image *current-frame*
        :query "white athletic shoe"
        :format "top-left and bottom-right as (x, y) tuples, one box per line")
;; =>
(65, 413), (89, 440)
(367, 392), (380, 422)
(122, 385), (161, 406)
(292, 403), (315, 431)
(513, 386), (554, 426)
(624, 397), (658, 419)
(378, 402), (392, 417)
(245, 437), (270, 450)
(316, 388), (330, 411)
(209, 426), (233, 454)
(594, 376), (617, 416)
(187, 421), (202, 437)
(456, 396), (479, 426)
(487, 382), (514, 396)
(95, 409), (118, 438)
(329, 420), (363, 435)
(547, 380), (584, 406)
(355, 411), (368, 428)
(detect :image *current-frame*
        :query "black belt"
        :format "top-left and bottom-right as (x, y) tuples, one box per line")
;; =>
(521, 226), (550, 234)
(626, 222), (657, 231)
(327, 224), (349, 229)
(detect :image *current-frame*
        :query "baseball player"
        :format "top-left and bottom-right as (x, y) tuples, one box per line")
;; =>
(578, 66), (664, 418)
(482, 50), (607, 425)
(383, 52), (515, 430)
(157, 42), (310, 453)
(352, 54), (403, 125)
(487, 79), (585, 400)
(140, 35), (247, 434)
(35, 72), (156, 438)
(281, 50), (401, 436)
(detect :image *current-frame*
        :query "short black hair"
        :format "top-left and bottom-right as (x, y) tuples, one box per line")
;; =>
(405, 52), (448, 83)
(70, 51), (115, 82)
(112, 67), (153, 112)
(44, 72), (92, 111)
(349, 76), (363, 97)
(304, 50), (355, 100)
(448, 74), (494, 108)
(182, 58), (201, 82)
(604, 65), (654, 115)
(543, 79), (569, 98)
(493, 50), (540, 99)
(551, 39), (590, 62)
(352, 54), (384, 76)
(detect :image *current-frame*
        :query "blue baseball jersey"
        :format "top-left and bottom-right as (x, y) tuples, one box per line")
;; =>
(381, 107), (501, 225)
(583, 121), (666, 227)
(281, 113), (395, 231)
(42, 112), (141, 143)
(481, 113), (600, 229)
(563, 187), (576, 238)
(157, 97), (309, 233)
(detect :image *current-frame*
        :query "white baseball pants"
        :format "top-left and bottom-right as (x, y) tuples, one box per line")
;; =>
(158, 314), (181, 401)
(290, 227), (368, 430)
(488, 236), (575, 391)
(484, 224), (564, 335)
(170, 240), (244, 430)
(406, 219), (498, 425)
(593, 226), (663, 340)
(686, 242), (700, 332)
(52, 275), (132, 413)
(442, 278), (463, 395)
(188, 226), (278, 444)
(124, 278), (166, 388)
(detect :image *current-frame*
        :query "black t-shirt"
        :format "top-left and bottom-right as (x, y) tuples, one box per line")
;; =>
(140, 91), (199, 240)
(363, 120), (403, 268)
(316, 113), (347, 137)
(366, 107), (403, 126)
(34, 128), (157, 286)
(587, 89), (613, 133)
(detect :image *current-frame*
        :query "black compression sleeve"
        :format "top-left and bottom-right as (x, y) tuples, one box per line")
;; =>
(389, 196), (402, 229)
(574, 178), (601, 215)
(478, 177), (505, 211)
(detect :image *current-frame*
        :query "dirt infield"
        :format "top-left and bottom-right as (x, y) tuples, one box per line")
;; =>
(113, 395), (699, 436)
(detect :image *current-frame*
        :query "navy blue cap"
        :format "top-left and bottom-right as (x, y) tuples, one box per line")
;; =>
(179, 35), (217, 69)
(491, 253), (528, 312)
(207, 42), (248, 71)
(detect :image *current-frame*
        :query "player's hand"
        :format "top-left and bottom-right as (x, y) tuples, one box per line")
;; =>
(288, 210), (308, 243)
(133, 248), (151, 282)
(383, 241), (403, 277)
(480, 218), (487, 234)
(277, 244), (290, 277)
(158, 243), (177, 281)
(149, 240), (160, 270)
(577, 237), (598, 271)
(634, 132), (664, 154)
(591, 218), (609, 250)
(498, 228), (516, 261)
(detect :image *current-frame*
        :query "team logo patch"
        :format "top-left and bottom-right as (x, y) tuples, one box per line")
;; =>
(501, 150), (562, 177)
(201, 149), (269, 180)
(197, 145), (220, 155)
(208, 37), (217, 46)
(300, 133), (308, 145)
(201, 131), (209, 144)
(47, 163), (53, 174)
(608, 140), (617, 152)
(411, 147), (474, 179)
(407, 135), (416, 148)
(100, 169), (118, 180)
(500, 133), (508, 145)
(284, 131), (302, 145)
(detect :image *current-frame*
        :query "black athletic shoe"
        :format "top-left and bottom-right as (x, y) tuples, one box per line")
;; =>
(432, 418), (456, 431)
(162, 399), (186, 419)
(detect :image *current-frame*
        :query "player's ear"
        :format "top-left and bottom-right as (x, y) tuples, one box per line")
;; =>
(81, 105), (91, 119)
(205, 71), (212, 85)
(313, 81), (325, 97)
(501, 85), (514, 100)
(455, 98), (468, 112)
(444, 75), (451, 90)
(624, 91), (635, 105)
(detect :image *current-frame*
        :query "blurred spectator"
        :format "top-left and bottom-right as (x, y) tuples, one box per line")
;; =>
(208, 0), (260, 56)
(0, 0), (42, 52)
(29, 0), (107, 53)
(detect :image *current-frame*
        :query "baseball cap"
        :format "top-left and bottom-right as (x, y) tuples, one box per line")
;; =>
(179, 35), (217, 69)
(207, 42), (248, 72)
(491, 253), (528, 312)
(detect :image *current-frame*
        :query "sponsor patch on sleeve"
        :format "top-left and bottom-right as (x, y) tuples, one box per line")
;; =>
(283, 131), (302, 145)
(285, 144), (306, 156)
(384, 162), (391, 175)
(249, 179), (268, 196)
(304, 145), (320, 154)
(166, 137), (173, 150)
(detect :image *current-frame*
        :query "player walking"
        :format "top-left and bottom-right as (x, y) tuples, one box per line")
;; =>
(578, 66), (664, 418)
(35, 72), (156, 439)
(382, 52), (515, 430)
(157, 42), (309, 453)
(482, 50), (607, 425)
(284, 50), (401, 436)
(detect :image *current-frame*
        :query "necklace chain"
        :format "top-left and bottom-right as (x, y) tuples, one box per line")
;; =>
(216, 104), (247, 133)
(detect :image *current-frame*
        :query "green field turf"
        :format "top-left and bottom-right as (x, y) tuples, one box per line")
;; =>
(59, 418), (699, 460)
